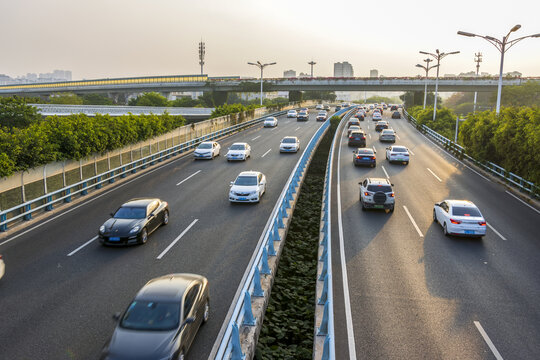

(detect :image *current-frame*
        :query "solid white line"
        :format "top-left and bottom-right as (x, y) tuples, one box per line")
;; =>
(427, 168), (442, 182)
(295, 127), (300, 131)
(403, 206), (424, 237)
(395, 133), (401, 140)
(474, 321), (504, 360)
(487, 223), (507, 241)
(261, 149), (272, 158)
(251, 135), (261, 141)
(337, 121), (359, 360)
(408, 149), (415, 156)
(67, 236), (98, 256)
(368, 133), (372, 139)
(270, 127), (277, 131)
(382, 165), (390, 179)
(505, 190), (540, 215)
(372, 146), (377, 153)
(176, 170), (201, 186)
(156, 219), (198, 259)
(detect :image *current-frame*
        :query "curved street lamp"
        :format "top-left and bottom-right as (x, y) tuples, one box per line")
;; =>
(419, 49), (460, 120)
(458, 25), (540, 115)
(248, 61), (277, 106)
(416, 58), (439, 109)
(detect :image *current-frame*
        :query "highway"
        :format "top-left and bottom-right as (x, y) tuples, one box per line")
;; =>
(330, 109), (540, 359)
(0, 109), (328, 359)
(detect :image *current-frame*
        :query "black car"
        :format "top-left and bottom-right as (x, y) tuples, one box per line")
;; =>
(348, 130), (367, 147)
(99, 198), (169, 245)
(353, 148), (376, 167)
(391, 111), (401, 119)
(297, 111), (309, 121)
(375, 121), (389, 132)
(101, 274), (209, 360)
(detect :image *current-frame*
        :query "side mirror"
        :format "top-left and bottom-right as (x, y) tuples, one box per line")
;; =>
(230, 181), (234, 186)
(110, 212), (114, 217)
(112, 312), (121, 321)
(391, 183), (395, 186)
(434, 203), (440, 207)
(353, 150), (357, 154)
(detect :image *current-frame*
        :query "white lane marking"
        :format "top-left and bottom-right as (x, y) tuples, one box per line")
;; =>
(427, 168), (442, 182)
(368, 133), (372, 139)
(474, 321), (504, 360)
(505, 190), (540, 215)
(251, 135), (261, 141)
(0, 159), (179, 248)
(156, 219), (198, 259)
(270, 127), (277, 131)
(408, 149), (415, 156)
(382, 165), (390, 179)
(294, 127), (300, 131)
(395, 133), (401, 140)
(261, 149), (272, 158)
(337, 120), (359, 360)
(67, 236), (98, 256)
(403, 206), (424, 237)
(176, 170), (201, 186)
(487, 223), (507, 241)
(372, 146), (377, 153)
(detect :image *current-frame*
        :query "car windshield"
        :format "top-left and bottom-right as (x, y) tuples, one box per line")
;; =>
(265, 118), (275, 122)
(452, 206), (481, 217)
(318, 112), (326, 115)
(282, 138), (296, 143)
(367, 185), (393, 192)
(230, 144), (245, 150)
(120, 301), (180, 331)
(235, 176), (257, 186)
(392, 147), (407, 152)
(114, 207), (146, 219)
(288, 110), (296, 113)
(382, 130), (394, 135)
(198, 143), (212, 149)
(299, 111), (307, 115)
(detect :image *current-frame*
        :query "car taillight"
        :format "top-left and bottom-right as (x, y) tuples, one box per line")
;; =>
(364, 192), (370, 196)
(349, 136), (353, 139)
(356, 155), (361, 159)
(478, 221), (486, 226)
(371, 156), (376, 160)
(450, 219), (461, 224)
(361, 136), (366, 140)
(389, 193), (395, 197)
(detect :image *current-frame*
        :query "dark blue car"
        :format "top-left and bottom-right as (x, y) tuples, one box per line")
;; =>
(353, 148), (376, 167)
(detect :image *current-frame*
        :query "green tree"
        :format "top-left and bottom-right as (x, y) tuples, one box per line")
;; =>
(49, 92), (84, 105)
(289, 90), (303, 102)
(82, 93), (113, 105)
(493, 80), (540, 107)
(400, 91), (441, 108)
(129, 92), (169, 107)
(169, 97), (202, 107)
(0, 96), (42, 130)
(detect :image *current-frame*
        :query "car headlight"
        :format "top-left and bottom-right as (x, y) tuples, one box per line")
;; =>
(99, 225), (105, 233)
(130, 226), (140, 234)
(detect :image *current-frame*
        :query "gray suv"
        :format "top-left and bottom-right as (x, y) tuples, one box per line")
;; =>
(359, 178), (395, 211)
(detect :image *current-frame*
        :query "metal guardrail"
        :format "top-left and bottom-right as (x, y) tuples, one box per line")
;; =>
(30, 104), (214, 118)
(0, 109), (294, 232)
(403, 108), (539, 199)
(212, 108), (352, 359)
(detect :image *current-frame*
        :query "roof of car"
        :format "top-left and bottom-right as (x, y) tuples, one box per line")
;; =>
(391, 145), (407, 151)
(231, 142), (248, 146)
(366, 178), (391, 185)
(445, 200), (477, 207)
(378, 120), (388, 124)
(282, 136), (298, 140)
(265, 117), (277, 120)
(135, 273), (205, 302)
(381, 129), (394, 133)
(350, 130), (365, 135)
(199, 141), (215, 145)
(238, 171), (261, 177)
(357, 148), (374, 153)
(123, 198), (160, 207)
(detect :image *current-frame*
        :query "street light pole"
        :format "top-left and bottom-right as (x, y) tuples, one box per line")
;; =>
(473, 52), (482, 113)
(420, 49), (460, 121)
(458, 25), (540, 115)
(248, 61), (277, 106)
(415, 58), (439, 109)
(308, 60), (317, 78)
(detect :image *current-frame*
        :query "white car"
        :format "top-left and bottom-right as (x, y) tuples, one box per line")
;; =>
(264, 117), (278, 127)
(194, 141), (220, 160)
(226, 142), (251, 161)
(316, 111), (328, 121)
(287, 110), (298, 118)
(229, 171), (267, 203)
(386, 145), (409, 164)
(433, 200), (487, 238)
(372, 112), (382, 121)
(279, 136), (300, 153)
(316, 104), (324, 110)
(0, 254), (4, 280)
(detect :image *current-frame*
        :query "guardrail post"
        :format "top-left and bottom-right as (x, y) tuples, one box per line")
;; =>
(319, 241), (327, 261)
(242, 291), (256, 326)
(318, 273), (328, 304)
(81, 182), (88, 195)
(64, 188), (72, 203)
(277, 214), (285, 229)
(46, 195), (53, 211)
(120, 167), (126, 178)
(280, 205), (288, 219)
(230, 322), (245, 360)
(317, 300), (329, 336)
(109, 171), (115, 183)
(261, 247), (271, 275)
(318, 253), (328, 280)
(321, 335), (331, 360)
(272, 221), (281, 241)
(23, 204), (32, 221)
(252, 267), (264, 297)
(267, 237), (277, 256)
(283, 196), (291, 210)
(142, 158), (147, 169)
(95, 176), (102, 189)
(150, 155), (156, 165)
(131, 162), (137, 174)
(0, 214), (7, 232)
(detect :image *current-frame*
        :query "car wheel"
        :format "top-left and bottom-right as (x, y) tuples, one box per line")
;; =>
(389, 205), (394, 212)
(360, 199), (366, 211)
(139, 228), (148, 244)
(203, 299), (210, 324)
(405, 161), (409, 165)
(162, 210), (169, 226)
(443, 223), (450, 237)
(433, 210), (437, 223)
(371, 163), (376, 168)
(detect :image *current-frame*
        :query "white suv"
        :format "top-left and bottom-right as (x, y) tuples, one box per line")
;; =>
(229, 171), (267, 203)
(359, 178), (395, 211)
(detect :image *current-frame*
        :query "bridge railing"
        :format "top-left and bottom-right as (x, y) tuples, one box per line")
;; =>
(403, 108), (539, 199)
(0, 104), (313, 232)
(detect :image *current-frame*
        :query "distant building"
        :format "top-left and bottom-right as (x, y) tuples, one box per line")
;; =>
(504, 71), (522, 77)
(334, 62), (354, 77)
(370, 69), (378, 78)
(298, 72), (310, 78)
(283, 70), (296, 78)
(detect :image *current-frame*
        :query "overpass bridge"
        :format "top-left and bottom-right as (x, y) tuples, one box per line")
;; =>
(0, 74), (537, 97)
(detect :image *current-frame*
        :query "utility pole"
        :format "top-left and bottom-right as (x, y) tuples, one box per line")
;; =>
(308, 60), (316, 78)
(198, 40), (205, 75)
(473, 52), (482, 113)
(248, 61), (277, 106)
(415, 58), (439, 109)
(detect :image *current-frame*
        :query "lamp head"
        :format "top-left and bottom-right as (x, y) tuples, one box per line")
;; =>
(531, 33), (540, 38)
(510, 24), (521, 32)
(457, 31), (476, 37)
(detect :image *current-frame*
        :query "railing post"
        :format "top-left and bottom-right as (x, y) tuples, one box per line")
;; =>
(260, 247), (271, 275)
(45, 195), (53, 211)
(317, 300), (329, 336)
(230, 322), (245, 360)
(0, 214), (7, 232)
(252, 267), (264, 297)
(64, 188), (72, 203)
(23, 204), (32, 221)
(95, 176), (102, 189)
(81, 182), (88, 195)
(242, 291), (256, 326)
(267, 237), (277, 256)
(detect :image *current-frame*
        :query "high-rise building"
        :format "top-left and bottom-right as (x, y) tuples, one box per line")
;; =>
(370, 69), (378, 78)
(283, 70), (296, 78)
(334, 62), (354, 77)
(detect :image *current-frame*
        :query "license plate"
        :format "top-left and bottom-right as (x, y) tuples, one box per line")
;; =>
(238, 197), (247, 201)
(374, 205), (384, 209)
(109, 237), (120, 241)
(363, 157), (371, 160)
(464, 230), (475, 234)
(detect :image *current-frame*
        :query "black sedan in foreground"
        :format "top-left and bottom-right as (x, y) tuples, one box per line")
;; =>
(99, 198), (169, 246)
(101, 273), (209, 360)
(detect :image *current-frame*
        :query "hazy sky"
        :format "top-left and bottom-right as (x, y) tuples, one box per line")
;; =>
(1, 0), (539, 80)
